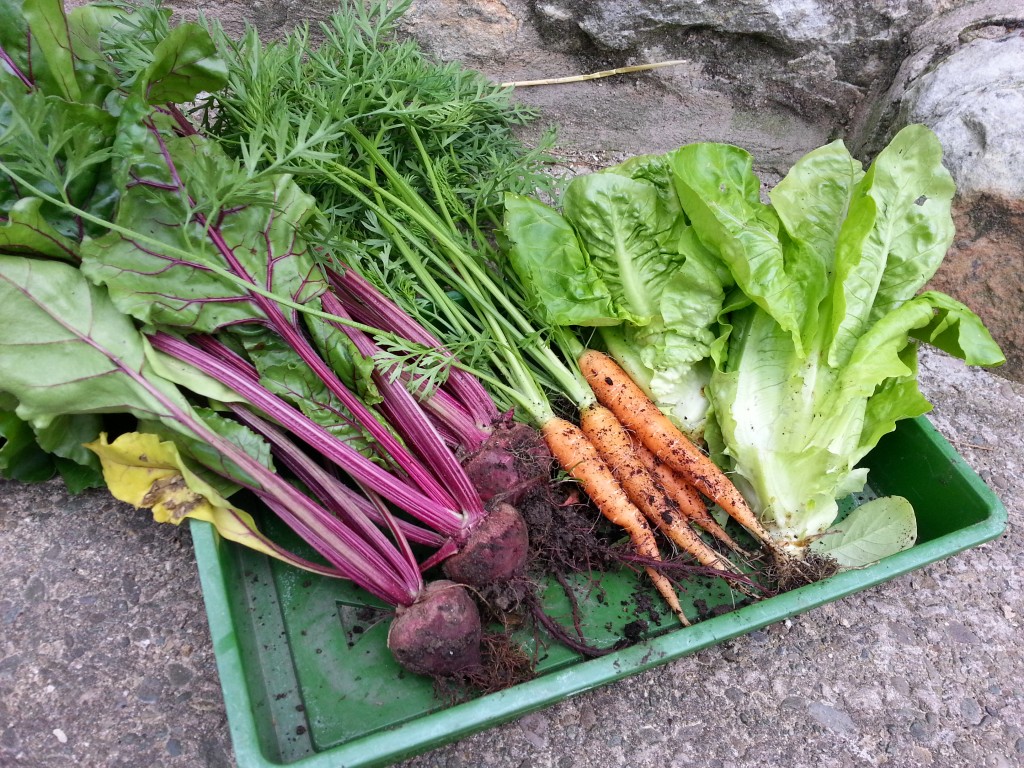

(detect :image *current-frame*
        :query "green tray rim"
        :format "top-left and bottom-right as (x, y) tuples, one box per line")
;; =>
(192, 415), (1008, 768)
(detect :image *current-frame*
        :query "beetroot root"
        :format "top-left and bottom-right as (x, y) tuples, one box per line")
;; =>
(461, 421), (552, 504)
(387, 580), (483, 676)
(442, 502), (529, 588)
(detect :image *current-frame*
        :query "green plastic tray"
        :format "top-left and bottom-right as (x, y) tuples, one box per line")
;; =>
(192, 416), (1006, 768)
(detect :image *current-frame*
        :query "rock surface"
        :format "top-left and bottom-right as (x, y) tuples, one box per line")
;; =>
(898, 33), (1024, 200)
(856, 2), (1024, 380)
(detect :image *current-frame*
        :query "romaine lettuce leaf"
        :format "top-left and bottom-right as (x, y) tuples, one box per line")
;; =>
(809, 496), (917, 568)
(502, 156), (734, 439)
(695, 126), (1003, 548)
(502, 194), (617, 327)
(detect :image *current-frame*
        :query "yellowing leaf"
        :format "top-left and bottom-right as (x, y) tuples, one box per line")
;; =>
(86, 431), (227, 518)
(85, 432), (341, 577)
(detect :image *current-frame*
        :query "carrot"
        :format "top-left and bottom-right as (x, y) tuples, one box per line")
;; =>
(632, 440), (751, 557)
(541, 416), (689, 626)
(578, 349), (779, 553)
(579, 404), (739, 575)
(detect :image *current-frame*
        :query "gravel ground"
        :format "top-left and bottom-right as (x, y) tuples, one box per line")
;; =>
(2, 347), (1021, 768)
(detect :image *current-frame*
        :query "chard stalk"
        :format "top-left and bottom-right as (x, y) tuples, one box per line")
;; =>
(149, 332), (470, 537)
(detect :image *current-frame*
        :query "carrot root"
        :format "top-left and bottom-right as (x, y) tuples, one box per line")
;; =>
(541, 416), (689, 626)
(633, 440), (752, 557)
(579, 349), (780, 554)
(579, 404), (740, 576)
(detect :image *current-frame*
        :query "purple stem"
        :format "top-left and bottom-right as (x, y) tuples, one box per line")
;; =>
(231, 410), (425, 592)
(0, 44), (33, 90)
(403, 377), (489, 452)
(150, 332), (468, 537)
(232, 405), (444, 548)
(328, 267), (499, 430)
(164, 103), (199, 136)
(257, 494), (416, 606)
(192, 333), (397, 470)
(321, 291), (485, 520)
(356, 482), (422, 578)
(97, 335), (422, 606)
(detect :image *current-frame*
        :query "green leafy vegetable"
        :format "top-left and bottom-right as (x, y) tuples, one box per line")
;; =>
(809, 496), (917, 568)
(502, 194), (616, 327)
(502, 157), (734, 440)
(140, 22), (227, 104)
(0, 256), (196, 429)
(684, 126), (1004, 551)
(502, 124), (1002, 564)
(1, 410), (59, 483)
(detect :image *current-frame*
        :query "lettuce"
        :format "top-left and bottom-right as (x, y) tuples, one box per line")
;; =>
(503, 154), (734, 440)
(502, 125), (1003, 561)
(677, 126), (1004, 550)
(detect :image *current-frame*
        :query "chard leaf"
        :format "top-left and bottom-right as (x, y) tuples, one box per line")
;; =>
(0, 0), (34, 87)
(81, 129), (326, 333)
(0, 410), (54, 482)
(0, 196), (79, 261)
(32, 412), (103, 468)
(242, 332), (386, 457)
(502, 193), (618, 326)
(304, 307), (382, 405)
(0, 0), (116, 105)
(1, 407), (103, 490)
(809, 496), (917, 568)
(0, 255), (195, 430)
(137, 408), (274, 498)
(55, 456), (105, 493)
(87, 431), (340, 576)
(141, 22), (228, 105)
(16, 0), (80, 99)
(66, 3), (130, 66)
(143, 336), (248, 405)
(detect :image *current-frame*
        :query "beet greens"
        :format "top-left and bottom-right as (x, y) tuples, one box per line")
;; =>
(0, 0), (549, 677)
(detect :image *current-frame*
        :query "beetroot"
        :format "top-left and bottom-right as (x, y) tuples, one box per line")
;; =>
(387, 580), (483, 676)
(442, 502), (530, 588)
(461, 421), (552, 504)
